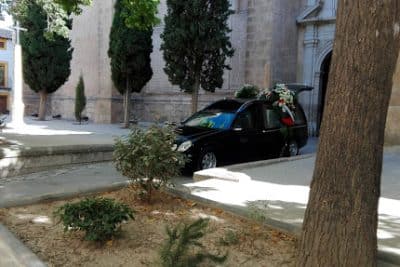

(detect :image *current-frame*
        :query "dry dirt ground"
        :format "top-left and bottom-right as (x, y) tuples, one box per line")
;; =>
(0, 188), (297, 267)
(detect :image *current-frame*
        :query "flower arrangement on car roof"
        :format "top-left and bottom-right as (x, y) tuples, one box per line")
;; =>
(259, 83), (297, 126)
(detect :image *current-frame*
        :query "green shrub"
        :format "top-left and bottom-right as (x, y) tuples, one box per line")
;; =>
(74, 74), (86, 123)
(234, 84), (259, 99)
(54, 197), (134, 242)
(160, 218), (227, 267)
(114, 125), (186, 202)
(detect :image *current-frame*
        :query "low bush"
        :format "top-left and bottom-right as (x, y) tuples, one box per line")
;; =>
(234, 84), (259, 99)
(54, 197), (134, 242)
(160, 218), (227, 267)
(219, 229), (239, 246)
(114, 125), (186, 202)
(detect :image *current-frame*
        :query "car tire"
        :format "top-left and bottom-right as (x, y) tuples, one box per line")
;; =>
(280, 141), (299, 157)
(197, 149), (217, 170)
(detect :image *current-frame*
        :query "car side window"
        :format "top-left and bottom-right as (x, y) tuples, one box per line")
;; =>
(233, 105), (259, 129)
(263, 105), (282, 129)
(294, 104), (306, 125)
(233, 110), (254, 129)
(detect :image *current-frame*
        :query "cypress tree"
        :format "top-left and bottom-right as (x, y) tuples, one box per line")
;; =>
(161, 0), (234, 113)
(108, 0), (154, 128)
(20, 1), (73, 121)
(74, 75), (86, 124)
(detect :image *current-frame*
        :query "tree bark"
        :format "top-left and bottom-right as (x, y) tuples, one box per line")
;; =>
(191, 74), (200, 114)
(296, 1), (400, 266)
(123, 79), (131, 129)
(38, 90), (48, 121)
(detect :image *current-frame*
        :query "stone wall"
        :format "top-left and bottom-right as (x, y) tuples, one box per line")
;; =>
(51, 0), (115, 123)
(245, 0), (305, 88)
(49, 0), (247, 123)
(245, 0), (274, 87)
(386, 55), (400, 145)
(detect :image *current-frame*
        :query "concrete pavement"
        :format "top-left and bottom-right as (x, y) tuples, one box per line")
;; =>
(188, 147), (400, 266)
(0, 118), (399, 266)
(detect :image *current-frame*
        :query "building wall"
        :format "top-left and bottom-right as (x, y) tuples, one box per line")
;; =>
(0, 38), (14, 112)
(51, 0), (115, 123)
(386, 55), (400, 145)
(297, 0), (337, 135)
(123, 0), (249, 123)
(245, 0), (305, 88)
(49, 0), (248, 124)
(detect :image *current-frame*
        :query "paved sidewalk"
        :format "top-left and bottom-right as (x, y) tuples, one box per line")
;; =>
(186, 147), (400, 266)
(0, 118), (398, 266)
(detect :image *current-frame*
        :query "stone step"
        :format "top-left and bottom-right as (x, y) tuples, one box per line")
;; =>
(0, 144), (114, 179)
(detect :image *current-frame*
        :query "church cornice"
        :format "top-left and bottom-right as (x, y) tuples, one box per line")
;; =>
(297, 1), (336, 25)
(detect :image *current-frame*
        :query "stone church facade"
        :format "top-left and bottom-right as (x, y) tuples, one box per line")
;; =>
(23, 0), (400, 143)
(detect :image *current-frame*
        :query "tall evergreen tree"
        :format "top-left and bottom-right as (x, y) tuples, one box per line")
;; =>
(74, 75), (86, 124)
(108, 0), (153, 128)
(161, 0), (234, 113)
(20, 1), (72, 120)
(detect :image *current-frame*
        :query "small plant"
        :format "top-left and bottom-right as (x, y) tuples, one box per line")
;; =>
(160, 218), (227, 267)
(114, 125), (186, 202)
(248, 202), (268, 223)
(74, 74), (86, 124)
(234, 84), (259, 99)
(54, 197), (134, 242)
(218, 229), (239, 246)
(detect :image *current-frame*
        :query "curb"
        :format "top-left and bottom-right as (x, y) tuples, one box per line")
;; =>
(167, 185), (400, 267)
(0, 144), (114, 158)
(166, 186), (300, 236)
(0, 145), (115, 179)
(194, 154), (315, 182)
(0, 224), (46, 267)
(0, 181), (130, 209)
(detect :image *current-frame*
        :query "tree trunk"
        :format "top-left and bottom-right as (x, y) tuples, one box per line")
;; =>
(38, 90), (48, 121)
(123, 79), (131, 129)
(296, 1), (400, 266)
(191, 74), (200, 114)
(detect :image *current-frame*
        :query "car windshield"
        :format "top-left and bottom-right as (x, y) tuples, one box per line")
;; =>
(184, 110), (235, 129)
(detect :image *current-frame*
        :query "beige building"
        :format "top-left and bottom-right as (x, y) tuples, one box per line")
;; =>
(23, 0), (400, 144)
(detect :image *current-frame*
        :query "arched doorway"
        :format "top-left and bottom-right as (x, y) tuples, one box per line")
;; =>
(317, 51), (332, 135)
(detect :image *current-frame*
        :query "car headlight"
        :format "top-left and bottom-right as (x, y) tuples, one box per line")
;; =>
(177, 140), (192, 152)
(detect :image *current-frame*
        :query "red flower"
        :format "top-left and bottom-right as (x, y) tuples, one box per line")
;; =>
(281, 117), (294, 126)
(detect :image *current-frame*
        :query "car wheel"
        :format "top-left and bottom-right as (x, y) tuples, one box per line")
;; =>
(197, 149), (217, 170)
(280, 141), (299, 157)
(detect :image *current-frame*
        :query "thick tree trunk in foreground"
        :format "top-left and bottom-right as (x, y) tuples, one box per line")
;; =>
(191, 74), (200, 114)
(296, 1), (400, 266)
(38, 90), (48, 121)
(123, 79), (131, 129)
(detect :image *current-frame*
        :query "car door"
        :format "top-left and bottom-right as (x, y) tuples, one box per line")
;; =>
(231, 104), (265, 161)
(260, 104), (285, 158)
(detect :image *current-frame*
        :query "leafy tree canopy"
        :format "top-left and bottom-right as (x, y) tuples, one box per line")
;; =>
(121, 0), (160, 30)
(20, 0), (72, 94)
(10, 0), (91, 39)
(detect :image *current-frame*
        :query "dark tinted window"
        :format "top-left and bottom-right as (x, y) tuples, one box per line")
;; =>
(263, 105), (282, 129)
(233, 105), (261, 130)
(294, 104), (306, 125)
